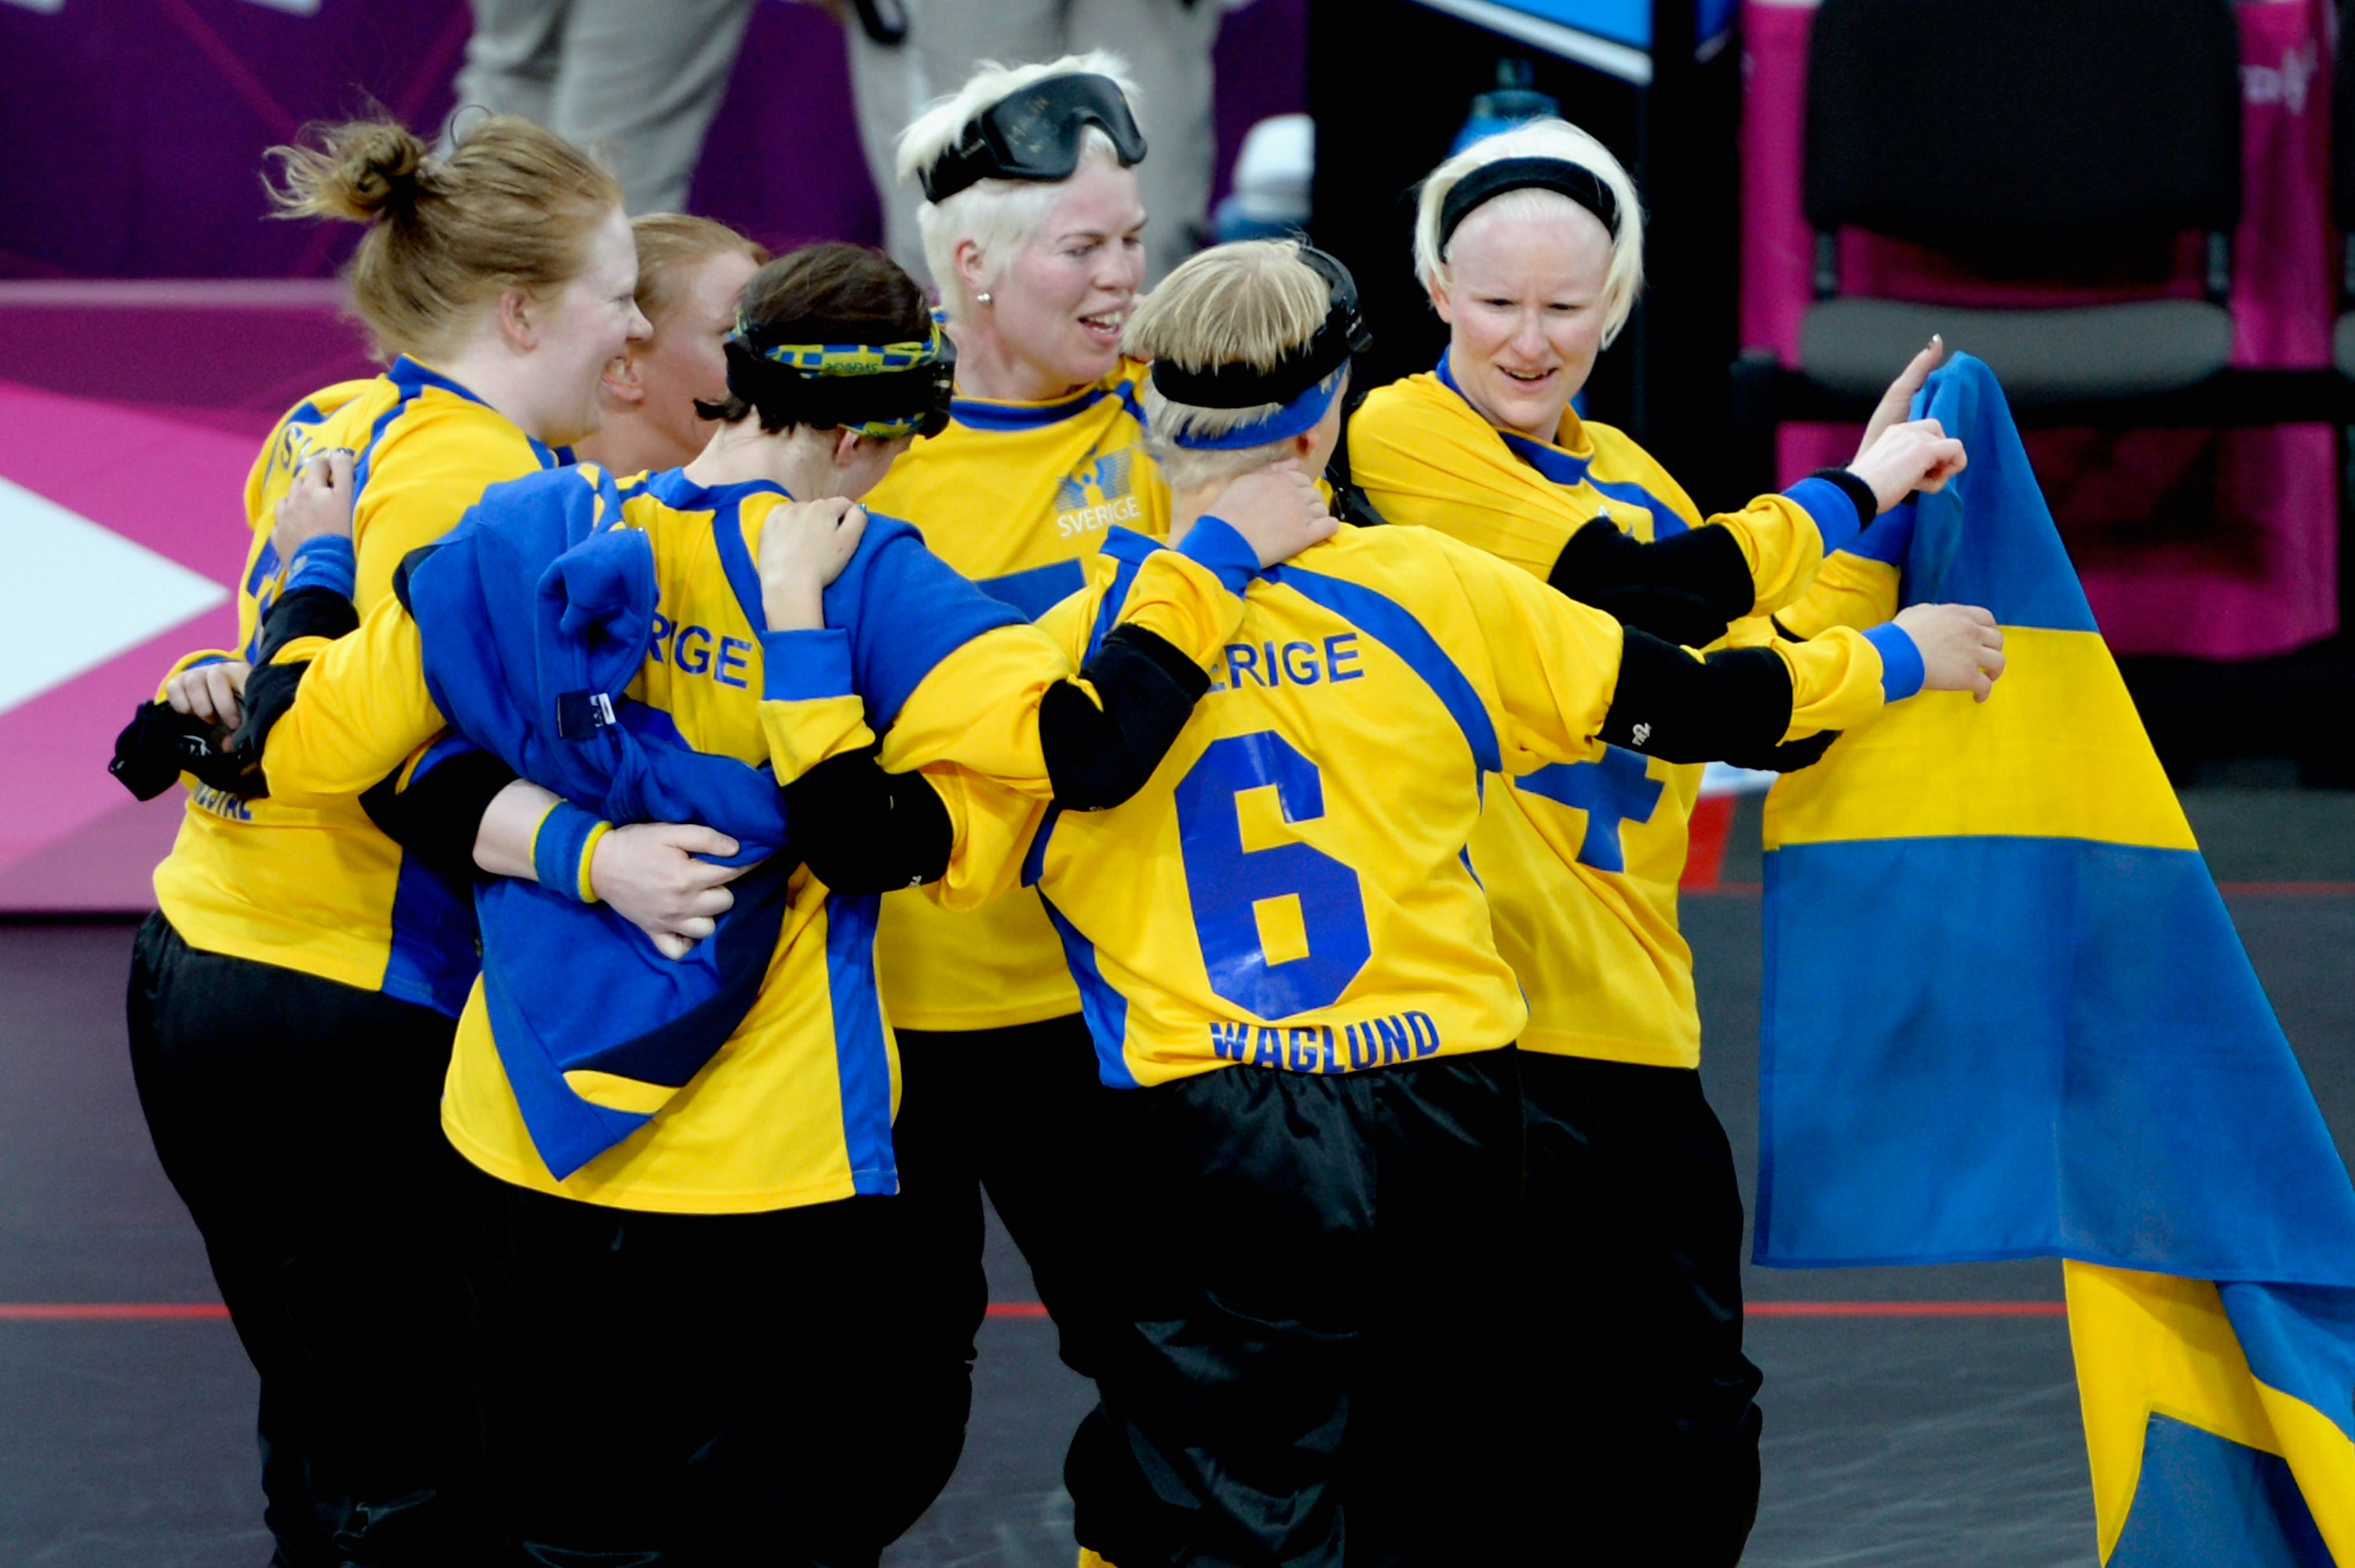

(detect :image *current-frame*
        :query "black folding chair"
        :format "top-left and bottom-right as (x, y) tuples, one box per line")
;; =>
(1735, 0), (2353, 432)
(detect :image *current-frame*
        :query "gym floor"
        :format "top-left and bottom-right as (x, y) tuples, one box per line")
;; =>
(2, 787), (2348, 1567)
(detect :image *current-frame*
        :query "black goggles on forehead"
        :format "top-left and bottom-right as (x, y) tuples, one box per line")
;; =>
(919, 73), (1148, 203)
(1150, 244), (1375, 410)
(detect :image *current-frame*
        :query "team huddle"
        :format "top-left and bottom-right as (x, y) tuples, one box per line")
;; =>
(111, 51), (2006, 1568)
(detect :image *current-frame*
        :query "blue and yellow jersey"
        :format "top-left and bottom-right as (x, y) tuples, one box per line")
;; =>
(861, 358), (1174, 1031)
(257, 467), (1244, 1212)
(906, 523), (1889, 1091)
(151, 359), (568, 1015)
(1349, 365), (1878, 1068)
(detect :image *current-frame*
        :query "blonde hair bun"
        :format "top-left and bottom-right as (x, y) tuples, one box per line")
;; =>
(262, 114), (622, 361)
(271, 121), (432, 224)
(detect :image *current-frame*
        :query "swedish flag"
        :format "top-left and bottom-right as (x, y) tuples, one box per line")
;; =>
(1756, 354), (2355, 1563)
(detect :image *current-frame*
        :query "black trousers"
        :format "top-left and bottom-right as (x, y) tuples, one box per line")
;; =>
(124, 912), (476, 1568)
(890, 1012), (1128, 1380)
(1518, 1052), (1765, 1566)
(1070, 1051), (1525, 1568)
(455, 1156), (973, 1567)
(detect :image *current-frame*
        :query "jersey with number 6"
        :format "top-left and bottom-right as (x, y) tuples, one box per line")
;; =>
(1001, 523), (1681, 1089)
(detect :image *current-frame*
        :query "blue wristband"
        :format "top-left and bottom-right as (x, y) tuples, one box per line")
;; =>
(759, 628), (855, 702)
(283, 535), (356, 600)
(1176, 514), (1261, 596)
(532, 801), (607, 903)
(1785, 473), (1868, 556)
(1863, 622), (1926, 702)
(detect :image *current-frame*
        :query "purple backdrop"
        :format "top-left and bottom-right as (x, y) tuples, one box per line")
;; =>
(0, 0), (1307, 279)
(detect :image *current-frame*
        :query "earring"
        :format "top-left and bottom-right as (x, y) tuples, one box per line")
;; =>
(975, 290), (992, 305)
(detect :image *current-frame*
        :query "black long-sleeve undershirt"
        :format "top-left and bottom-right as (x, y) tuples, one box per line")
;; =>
(233, 579), (1214, 895)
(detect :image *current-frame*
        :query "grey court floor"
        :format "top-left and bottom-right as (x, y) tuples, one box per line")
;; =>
(1, 786), (2349, 1567)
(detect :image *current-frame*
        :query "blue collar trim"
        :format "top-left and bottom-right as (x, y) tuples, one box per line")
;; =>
(950, 383), (1108, 432)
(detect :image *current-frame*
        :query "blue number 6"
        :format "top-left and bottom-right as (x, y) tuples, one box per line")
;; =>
(1173, 731), (1372, 1018)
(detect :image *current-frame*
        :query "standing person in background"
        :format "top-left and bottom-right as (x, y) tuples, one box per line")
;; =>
(119, 115), (644, 1567)
(1347, 119), (1966, 1565)
(451, 0), (758, 213)
(863, 55), (1166, 1411)
(578, 213), (769, 476)
(845, 3), (1224, 283)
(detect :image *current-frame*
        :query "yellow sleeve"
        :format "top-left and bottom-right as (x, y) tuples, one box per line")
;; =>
(350, 412), (536, 613)
(752, 628), (879, 783)
(878, 540), (1245, 793)
(1583, 428), (1853, 619)
(1772, 625), (1890, 739)
(911, 762), (1052, 913)
(1701, 494), (1827, 617)
(259, 596), (447, 807)
(876, 624), (1068, 793)
(1431, 528), (1889, 763)
(1099, 545), (1247, 668)
(1774, 550), (1904, 638)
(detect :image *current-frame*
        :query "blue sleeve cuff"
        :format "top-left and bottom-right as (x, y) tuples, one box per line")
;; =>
(1863, 622), (1926, 702)
(1784, 474), (1867, 556)
(1843, 498), (1917, 567)
(1175, 514), (1260, 596)
(760, 628), (855, 702)
(531, 800), (606, 903)
(283, 535), (356, 600)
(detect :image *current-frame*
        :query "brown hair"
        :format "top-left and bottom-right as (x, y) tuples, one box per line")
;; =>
(697, 242), (933, 432)
(630, 213), (770, 324)
(265, 115), (623, 361)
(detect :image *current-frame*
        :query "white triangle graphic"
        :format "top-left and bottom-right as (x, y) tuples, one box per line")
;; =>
(0, 476), (232, 717)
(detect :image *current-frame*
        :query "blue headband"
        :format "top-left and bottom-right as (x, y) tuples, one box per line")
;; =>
(1164, 366), (1346, 451)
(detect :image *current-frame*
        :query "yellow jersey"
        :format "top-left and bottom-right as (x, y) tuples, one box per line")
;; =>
(1350, 365), (1874, 1067)
(861, 359), (1174, 1030)
(152, 359), (569, 1014)
(258, 468), (1246, 1212)
(922, 523), (1892, 1091)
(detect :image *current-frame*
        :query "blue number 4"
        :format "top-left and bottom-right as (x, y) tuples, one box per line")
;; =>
(1516, 746), (1663, 874)
(1173, 731), (1372, 1019)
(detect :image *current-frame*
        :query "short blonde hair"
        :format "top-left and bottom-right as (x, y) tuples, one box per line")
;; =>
(1126, 239), (1331, 490)
(1414, 118), (1644, 348)
(630, 213), (769, 324)
(894, 53), (1140, 322)
(266, 115), (622, 362)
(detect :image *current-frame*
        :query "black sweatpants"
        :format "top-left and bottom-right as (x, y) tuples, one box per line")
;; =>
(1070, 1050), (1525, 1568)
(124, 912), (476, 1567)
(890, 1012), (1127, 1380)
(455, 1157), (973, 1566)
(1518, 1052), (1765, 1566)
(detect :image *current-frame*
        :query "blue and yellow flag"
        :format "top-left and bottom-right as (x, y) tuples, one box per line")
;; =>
(1757, 353), (2355, 1563)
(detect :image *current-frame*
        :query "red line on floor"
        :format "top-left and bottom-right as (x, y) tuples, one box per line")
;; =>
(984, 1301), (1052, 1318)
(0, 1303), (231, 1320)
(1685, 881), (2353, 899)
(1748, 1300), (2065, 1318)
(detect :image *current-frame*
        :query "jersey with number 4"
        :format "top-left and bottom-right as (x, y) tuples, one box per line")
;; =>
(1004, 523), (1684, 1088)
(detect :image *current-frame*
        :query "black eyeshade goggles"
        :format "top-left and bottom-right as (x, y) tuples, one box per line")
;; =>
(920, 73), (1148, 203)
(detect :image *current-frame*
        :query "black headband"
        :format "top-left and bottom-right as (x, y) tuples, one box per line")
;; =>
(1149, 245), (1375, 410)
(1437, 156), (1621, 253)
